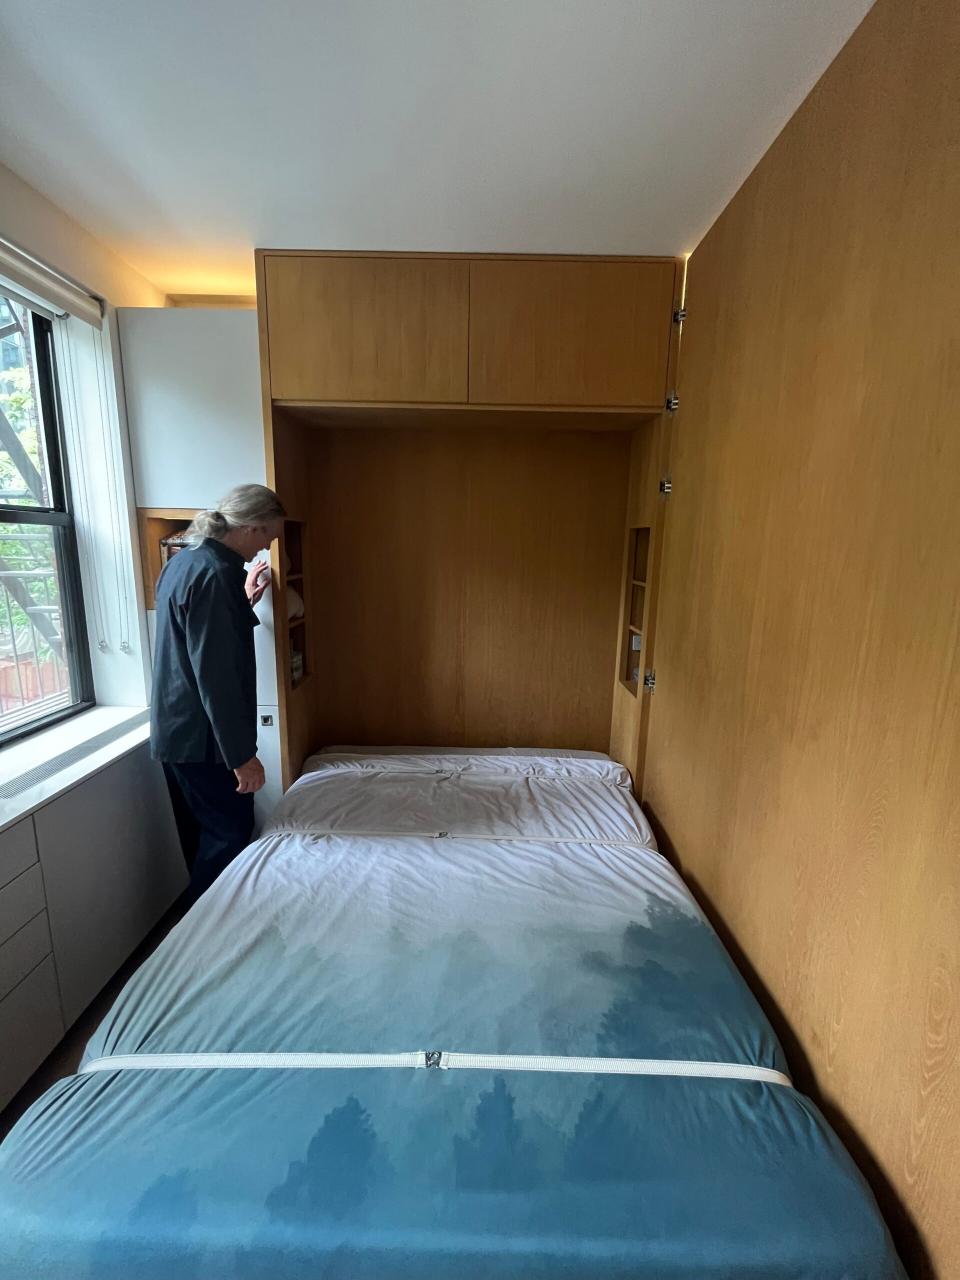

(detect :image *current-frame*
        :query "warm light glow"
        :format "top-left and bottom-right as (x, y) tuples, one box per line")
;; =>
(680, 253), (690, 306)
(157, 269), (257, 296)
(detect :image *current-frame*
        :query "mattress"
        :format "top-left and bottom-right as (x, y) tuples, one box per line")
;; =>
(0, 750), (904, 1279)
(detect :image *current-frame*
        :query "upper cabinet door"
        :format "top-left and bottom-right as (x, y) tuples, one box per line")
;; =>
(468, 259), (677, 408)
(264, 255), (469, 402)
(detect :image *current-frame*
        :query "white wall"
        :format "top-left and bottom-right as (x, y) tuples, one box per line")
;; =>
(118, 308), (265, 508)
(0, 162), (165, 307)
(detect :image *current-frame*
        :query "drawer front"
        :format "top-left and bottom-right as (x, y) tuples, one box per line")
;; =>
(0, 817), (38, 891)
(0, 864), (46, 946)
(0, 910), (53, 1001)
(0, 954), (64, 1110)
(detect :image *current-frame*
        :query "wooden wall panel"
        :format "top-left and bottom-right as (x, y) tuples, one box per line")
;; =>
(263, 255), (469, 402)
(469, 259), (677, 408)
(309, 427), (629, 750)
(644, 1), (960, 1275)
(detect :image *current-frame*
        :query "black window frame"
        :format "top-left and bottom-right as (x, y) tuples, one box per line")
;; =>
(0, 306), (94, 747)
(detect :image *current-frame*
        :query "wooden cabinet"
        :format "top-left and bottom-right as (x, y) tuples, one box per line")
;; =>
(263, 254), (469, 402)
(258, 251), (679, 413)
(34, 745), (186, 1027)
(468, 258), (677, 408)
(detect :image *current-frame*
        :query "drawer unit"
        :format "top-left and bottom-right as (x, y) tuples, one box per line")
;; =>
(0, 817), (38, 891)
(0, 954), (64, 1109)
(0, 864), (45, 946)
(35, 743), (187, 1027)
(0, 910), (53, 1001)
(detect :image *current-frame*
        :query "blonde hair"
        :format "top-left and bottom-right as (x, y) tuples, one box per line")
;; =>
(187, 483), (286, 542)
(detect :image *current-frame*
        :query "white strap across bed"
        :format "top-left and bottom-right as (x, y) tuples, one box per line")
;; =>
(267, 828), (658, 848)
(80, 1050), (792, 1087)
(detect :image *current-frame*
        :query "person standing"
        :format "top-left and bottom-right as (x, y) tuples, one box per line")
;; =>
(150, 483), (285, 899)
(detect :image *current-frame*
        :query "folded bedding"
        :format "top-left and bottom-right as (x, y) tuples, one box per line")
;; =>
(281, 749), (658, 845)
(0, 751), (904, 1279)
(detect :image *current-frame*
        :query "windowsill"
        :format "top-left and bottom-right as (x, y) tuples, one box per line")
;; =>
(0, 706), (151, 835)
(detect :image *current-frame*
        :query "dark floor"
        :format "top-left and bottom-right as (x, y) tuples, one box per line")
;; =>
(0, 896), (187, 1142)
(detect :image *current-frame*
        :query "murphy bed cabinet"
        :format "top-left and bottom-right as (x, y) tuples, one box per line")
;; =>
(256, 250), (683, 791)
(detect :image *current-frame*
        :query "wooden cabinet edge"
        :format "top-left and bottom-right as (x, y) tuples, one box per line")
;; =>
(272, 399), (665, 412)
(256, 248), (682, 265)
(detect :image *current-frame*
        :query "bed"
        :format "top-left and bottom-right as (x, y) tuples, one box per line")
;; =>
(0, 748), (904, 1278)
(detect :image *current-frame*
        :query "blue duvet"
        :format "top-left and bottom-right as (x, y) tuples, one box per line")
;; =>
(0, 751), (904, 1278)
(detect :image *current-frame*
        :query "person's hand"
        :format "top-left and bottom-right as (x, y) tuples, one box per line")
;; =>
(245, 560), (271, 606)
(234, 756), (265, 794)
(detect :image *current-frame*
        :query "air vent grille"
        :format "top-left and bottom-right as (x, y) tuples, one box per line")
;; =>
(0, 711), (150, 800)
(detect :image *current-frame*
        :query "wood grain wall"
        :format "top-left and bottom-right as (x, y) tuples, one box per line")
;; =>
(644, 0), (960, 1275)
(308, 426), (629, 750)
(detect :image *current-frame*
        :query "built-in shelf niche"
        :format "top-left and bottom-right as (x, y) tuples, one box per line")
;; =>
(283, 519), (308, 688)
(620, 525), (651, 695)
(136, 508), (198, 609)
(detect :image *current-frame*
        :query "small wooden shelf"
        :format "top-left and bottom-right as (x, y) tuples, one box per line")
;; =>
(283, 519), (304, 576)
(283, 519), (308, 690)
(620, 526), (652, 694)
(136, 507), (198, 609)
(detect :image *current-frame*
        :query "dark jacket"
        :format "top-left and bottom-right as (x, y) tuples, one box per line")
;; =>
(150, 539), (259, 771)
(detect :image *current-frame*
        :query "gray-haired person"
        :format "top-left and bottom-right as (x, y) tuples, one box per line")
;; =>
(150, 483), (286, 899)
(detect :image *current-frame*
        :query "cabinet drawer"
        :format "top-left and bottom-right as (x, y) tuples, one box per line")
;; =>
(0, 817), (38, 891)
(0, 864), (45, 946)
(35, 744), (186, 1028)
(0, 954), (64, 1110)
(468, 258), (677, 407)
(0, 909), (53, 1000)
(264, 255), (469, 402)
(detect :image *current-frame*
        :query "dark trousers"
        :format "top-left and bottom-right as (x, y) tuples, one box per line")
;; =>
(163, 763), (255, 901)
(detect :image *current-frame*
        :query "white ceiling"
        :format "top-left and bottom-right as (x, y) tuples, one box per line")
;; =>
(0, 0), (875, 296)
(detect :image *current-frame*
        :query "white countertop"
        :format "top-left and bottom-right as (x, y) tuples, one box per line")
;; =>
(0, 706), (151, 835)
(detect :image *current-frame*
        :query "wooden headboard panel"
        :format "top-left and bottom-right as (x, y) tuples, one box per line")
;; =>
(308, 425), (630, 750)
(644, 0), (960, 1275)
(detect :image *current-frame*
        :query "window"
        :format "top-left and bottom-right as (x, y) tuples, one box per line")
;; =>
(0, 291), (93, 743)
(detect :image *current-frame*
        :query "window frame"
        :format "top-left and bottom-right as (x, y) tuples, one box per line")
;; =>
(0, 307), (94, 747)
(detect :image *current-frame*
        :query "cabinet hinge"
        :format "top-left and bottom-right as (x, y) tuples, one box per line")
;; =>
(659, 476), (673, 496)
(673, 306), (687, 324)
(643, 670), (657, 692)
(665, 392), (680, 412)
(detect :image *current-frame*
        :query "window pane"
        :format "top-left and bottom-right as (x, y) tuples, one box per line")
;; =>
(0, 295), (52, 508)
(0, 522), (80, 735)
